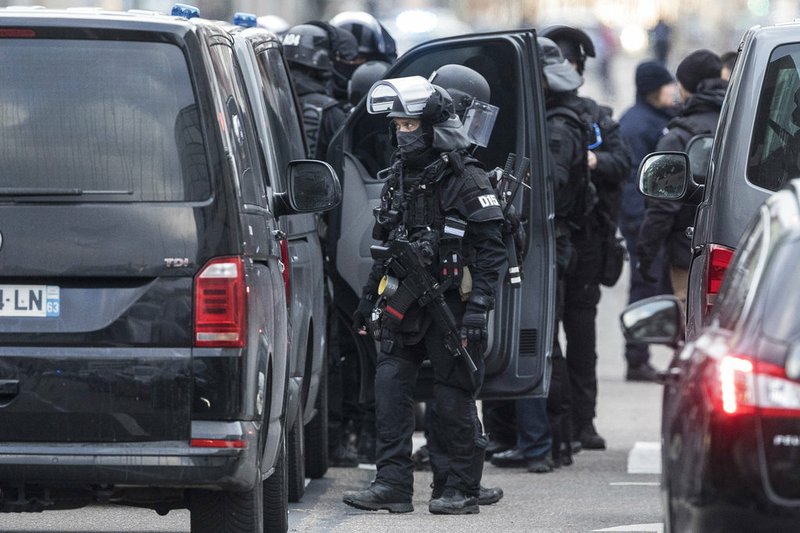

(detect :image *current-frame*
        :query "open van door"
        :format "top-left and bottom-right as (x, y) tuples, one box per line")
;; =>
(328, 30), (555, 398)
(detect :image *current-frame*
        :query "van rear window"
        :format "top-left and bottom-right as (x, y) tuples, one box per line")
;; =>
(0, 39), (210, 201)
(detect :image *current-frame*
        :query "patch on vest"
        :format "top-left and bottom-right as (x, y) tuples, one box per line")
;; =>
(477, 194), (500, 208)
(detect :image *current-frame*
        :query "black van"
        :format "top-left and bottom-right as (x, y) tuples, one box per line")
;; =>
(638, 22), (800, 340)
(0, 7), (338, 533)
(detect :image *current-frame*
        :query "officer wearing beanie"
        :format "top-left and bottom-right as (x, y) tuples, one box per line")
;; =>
(343, 77), (505, 515)
(637, 50), (728, 307)
(618, 61), (679, 381)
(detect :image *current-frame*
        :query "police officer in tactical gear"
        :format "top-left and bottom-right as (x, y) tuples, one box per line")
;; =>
(330, 11), (398, 64)
(342, 77), (505, 515)
(541, 25), (632, 452)
(491, 37), (589, 473)
(283, 23), (349, 161)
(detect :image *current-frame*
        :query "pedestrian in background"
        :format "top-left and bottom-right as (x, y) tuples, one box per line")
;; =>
(618, 61), (678, 382)
(637, 50), (727, 307)
(650, 18), (673, 64)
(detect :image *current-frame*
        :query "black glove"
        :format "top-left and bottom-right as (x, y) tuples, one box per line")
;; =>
(636, 260), (657, 283)
(460, 293), (492, 344)
(352, 296), (374, 332)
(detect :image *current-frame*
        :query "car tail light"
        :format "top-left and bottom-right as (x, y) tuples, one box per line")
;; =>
(194, 256), (247, 347)
(705, 244), (735, 309)
(279, 238), (291, 304)
(706, 355), (800, 416)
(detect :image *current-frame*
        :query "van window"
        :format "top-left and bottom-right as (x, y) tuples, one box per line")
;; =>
(0, 39), (210, 201)
(748, 44), (800, 192)
(255, 47), (307, 183)
(208, 43), (266, 207)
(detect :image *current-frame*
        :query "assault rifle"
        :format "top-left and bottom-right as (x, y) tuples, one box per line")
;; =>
(371, 239), (479, 390)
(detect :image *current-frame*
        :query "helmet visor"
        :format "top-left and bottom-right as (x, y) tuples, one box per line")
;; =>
(462, 100), (499, 148)
(367, 76), (435, 116)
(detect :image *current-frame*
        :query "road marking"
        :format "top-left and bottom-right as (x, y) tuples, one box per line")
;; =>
(358, 463), (377, 471)
(304, 478), (311, 487)
(627, 441), (661, 474)
(609, 482), (660, 486)
(593, 524), (663, 532)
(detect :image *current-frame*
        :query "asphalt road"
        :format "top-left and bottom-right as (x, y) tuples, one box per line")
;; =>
(0, 262), (671, 532)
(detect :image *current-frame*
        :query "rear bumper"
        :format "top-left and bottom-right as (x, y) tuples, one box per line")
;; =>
(0, 421), (260, 491)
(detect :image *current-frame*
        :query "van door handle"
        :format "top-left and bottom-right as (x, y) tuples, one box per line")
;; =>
(0, 379), (19, 397)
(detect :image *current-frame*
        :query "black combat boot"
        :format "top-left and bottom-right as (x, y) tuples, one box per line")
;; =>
(342, 482), (413, 513)
(428, 487), (479, 515)
(430, 483), (503, 506)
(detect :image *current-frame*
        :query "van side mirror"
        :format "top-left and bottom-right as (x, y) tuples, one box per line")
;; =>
(275, 160), (341, 216)
(638, 152), (689, 200)
(686, 134), (714, 186)
(620, 295), (684, 348)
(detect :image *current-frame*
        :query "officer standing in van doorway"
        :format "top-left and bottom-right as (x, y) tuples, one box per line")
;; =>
(491, 37), (590, 473)
(540, 25), (632, 452)
(637, 50), (727, 308)
(343, 77), (506, 514)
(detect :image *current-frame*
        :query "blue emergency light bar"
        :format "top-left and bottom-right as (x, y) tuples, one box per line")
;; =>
(233, 12), (257, 28)
(171, 3), (199, 19)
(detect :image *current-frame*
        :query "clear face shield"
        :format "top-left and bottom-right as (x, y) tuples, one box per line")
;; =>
(366, 76), (435, 116)
(461, 99), (499, 148)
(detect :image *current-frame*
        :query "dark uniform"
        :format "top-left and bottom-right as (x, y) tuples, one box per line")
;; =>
(344, 86), (505, 514)
(564, 96), (630, 450)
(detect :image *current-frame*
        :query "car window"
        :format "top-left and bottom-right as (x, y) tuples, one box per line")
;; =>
(0, 38), (210, 201)
(762, 232), (800, 344)
(748, 43), (800, 192)
(713, 208), (767, 330)
(255, 47), (307, 188)
(208, 44), (266, 208)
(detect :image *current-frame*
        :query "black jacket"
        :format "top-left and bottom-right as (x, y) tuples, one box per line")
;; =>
(638, 78), (728, 270)
(364, 149), (506, 342)
(290, 68), (348, 161)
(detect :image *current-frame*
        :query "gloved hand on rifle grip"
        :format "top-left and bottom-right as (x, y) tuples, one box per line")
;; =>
(352, 296), (375, 332)
(460, 293), (493, 344)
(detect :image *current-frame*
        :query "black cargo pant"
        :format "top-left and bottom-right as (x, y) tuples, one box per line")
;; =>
(563, 230), (603, 435)
(374, 304), (485, 497)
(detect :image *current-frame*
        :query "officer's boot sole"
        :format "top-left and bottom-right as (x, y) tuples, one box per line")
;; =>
(428, 502), (480, 515)
(343, 497), (414, 514)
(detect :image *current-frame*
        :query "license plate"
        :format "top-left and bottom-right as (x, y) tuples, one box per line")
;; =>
(0, 285), (60, 317)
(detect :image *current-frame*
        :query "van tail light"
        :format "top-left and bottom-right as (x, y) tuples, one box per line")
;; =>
(279, 238), (291, 304)
(705, 244), (735, 310)
(194, 256), (247, 347)
(705, 355), (800, 417)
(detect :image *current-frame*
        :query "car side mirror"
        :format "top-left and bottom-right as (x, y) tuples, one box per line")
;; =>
(638, 152), (689, 200)
(686, 134), (714, 186)
(620, 295), (684, 348)
(275, 160), (341, 216)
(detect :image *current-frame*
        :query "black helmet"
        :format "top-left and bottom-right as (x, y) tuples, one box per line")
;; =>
(540, 25), (595, 75)
(282, 24), (332, 72)
(348, 60), (391, 106)
(330, 11), (397, 63)
(428, 64), (491, 116)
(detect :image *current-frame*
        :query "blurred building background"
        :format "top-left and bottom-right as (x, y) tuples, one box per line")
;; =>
(2, 0), (799, 108)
